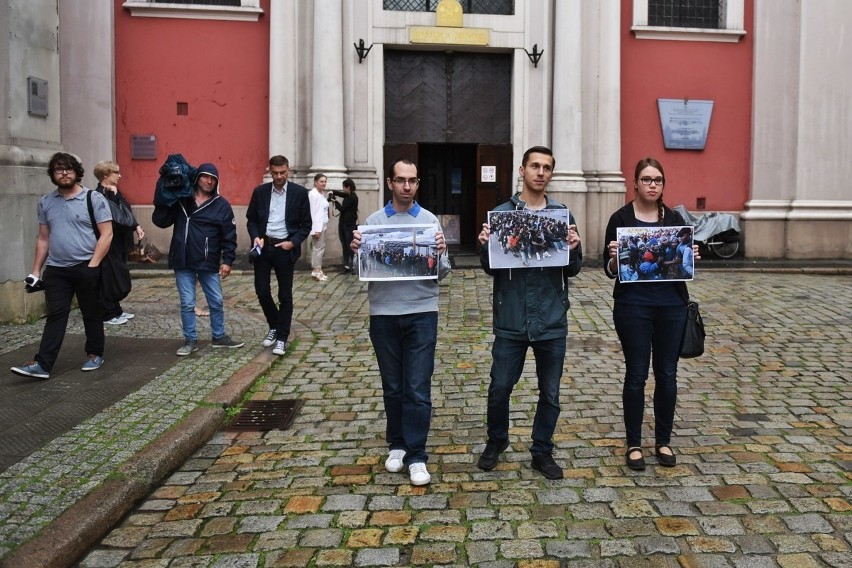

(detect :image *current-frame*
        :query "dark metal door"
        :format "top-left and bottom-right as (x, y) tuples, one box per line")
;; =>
(384, 50), (511, 144)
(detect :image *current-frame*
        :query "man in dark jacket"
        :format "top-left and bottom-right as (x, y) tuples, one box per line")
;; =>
(246, 155), (312, 356)
(153, 162), (243, 356)
(476, 146), (583, 480)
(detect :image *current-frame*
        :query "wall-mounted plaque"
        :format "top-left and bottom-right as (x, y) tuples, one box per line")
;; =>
(657, 99), (713, 150)
(27, 77), (48, 117)
(131, 134), (157, 160)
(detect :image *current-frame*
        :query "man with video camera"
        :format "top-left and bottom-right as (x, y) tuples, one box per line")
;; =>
(328, 178), (358, 274)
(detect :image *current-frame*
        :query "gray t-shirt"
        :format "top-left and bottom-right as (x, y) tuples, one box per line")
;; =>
(37, 187), (112, 267)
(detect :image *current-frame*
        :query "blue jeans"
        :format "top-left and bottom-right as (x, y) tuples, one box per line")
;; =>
(369, 312), (437, 465)
(613, 302), (687, 448)
(487, 335), (566, 455)
(175, 269), (225, 341)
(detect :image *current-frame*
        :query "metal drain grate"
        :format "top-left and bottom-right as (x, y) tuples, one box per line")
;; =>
(226, 400), (303, 431)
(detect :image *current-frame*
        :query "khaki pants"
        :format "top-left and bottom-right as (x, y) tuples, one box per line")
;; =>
(310, 224), (327, 270)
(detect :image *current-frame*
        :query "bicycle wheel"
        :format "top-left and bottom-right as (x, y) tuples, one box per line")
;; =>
(707, 238), (739, 259)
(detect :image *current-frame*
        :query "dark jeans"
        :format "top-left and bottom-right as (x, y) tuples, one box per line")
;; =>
(338, 223), (356, 268)
(369, 312), (437, 465)
(487, 335), (566, 455)
(253, 245), (296, 338)
(613, 302), (687, 448)
(36, 262), (104, 371)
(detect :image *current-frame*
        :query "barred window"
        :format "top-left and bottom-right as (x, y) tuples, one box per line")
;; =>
(649, 0), (719, 29)
(631, 0), (744, 42)
(383, 0), (514, 16)
(152, 0), (241, 4)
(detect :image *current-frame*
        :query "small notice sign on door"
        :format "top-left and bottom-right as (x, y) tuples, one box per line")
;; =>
(481, 165), (496, 183)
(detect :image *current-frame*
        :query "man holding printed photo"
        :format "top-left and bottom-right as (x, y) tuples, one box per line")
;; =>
(476, 145), (583, 479)
(350, 158), (450, 486)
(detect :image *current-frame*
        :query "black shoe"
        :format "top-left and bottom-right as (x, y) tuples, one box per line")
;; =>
(211, 335), (244, 348)
(626, 447), (646, 471)
(655, 445), (677, 467)
(339, 266), (350, 274)
(477, 439), (509, 471)
(531, 453), (564, 480)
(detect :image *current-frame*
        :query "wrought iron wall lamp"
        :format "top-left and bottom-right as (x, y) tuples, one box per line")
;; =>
(354, 39), (373, 63)
(524, 44), (544, 68)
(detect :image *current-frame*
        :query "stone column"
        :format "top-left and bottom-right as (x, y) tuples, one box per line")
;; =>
(310, 0), (347, 186)
(0, 0), (63, 322)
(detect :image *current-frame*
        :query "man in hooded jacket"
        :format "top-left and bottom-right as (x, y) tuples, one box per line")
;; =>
(153, 162), (244, 355)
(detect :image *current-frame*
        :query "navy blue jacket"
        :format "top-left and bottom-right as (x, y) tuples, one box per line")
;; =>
(152, 192), (237, 272)
(246, 181), (312, 261)
(480, 194), (583, 342)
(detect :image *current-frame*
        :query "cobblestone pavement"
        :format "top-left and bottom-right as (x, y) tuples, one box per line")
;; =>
(5, 266), (852, 567)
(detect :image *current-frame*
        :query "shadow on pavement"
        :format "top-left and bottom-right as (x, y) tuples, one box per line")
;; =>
(0, 335), (180, 472)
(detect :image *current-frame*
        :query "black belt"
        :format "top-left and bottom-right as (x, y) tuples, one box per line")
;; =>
(265, 236), (288, 245)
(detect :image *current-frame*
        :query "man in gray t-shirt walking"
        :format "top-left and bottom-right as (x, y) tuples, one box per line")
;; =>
(11, 153), (113, 380)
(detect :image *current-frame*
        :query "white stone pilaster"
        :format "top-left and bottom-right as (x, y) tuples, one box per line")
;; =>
(310, 0), (346, 184)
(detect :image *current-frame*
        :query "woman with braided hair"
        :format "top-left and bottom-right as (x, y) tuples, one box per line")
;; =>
(602, 157), (700, 472)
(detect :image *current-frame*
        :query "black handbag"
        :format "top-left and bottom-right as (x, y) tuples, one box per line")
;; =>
(86, 190), (132, 302)
(680, 300), (705, 359)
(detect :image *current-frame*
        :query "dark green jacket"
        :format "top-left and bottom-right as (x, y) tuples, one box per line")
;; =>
(480, 194), (582, 342)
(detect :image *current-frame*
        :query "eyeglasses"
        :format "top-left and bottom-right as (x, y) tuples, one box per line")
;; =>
(638, 177), (665, 186)
(53, 168), (73, 174)
(391, 177), (420, 187)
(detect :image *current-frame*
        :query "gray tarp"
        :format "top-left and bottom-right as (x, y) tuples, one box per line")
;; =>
(673, 205), (740, 242)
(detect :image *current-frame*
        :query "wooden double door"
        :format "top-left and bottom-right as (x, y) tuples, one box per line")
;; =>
(384, 50), (514, 250)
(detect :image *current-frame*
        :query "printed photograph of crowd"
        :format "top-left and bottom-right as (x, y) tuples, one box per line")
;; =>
(486, 209), (571, 269)
(357, 224), (441, 281)
(615, 225), (695, 282)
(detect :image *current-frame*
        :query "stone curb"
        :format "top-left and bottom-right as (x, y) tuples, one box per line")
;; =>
(1, 351), (274, 568)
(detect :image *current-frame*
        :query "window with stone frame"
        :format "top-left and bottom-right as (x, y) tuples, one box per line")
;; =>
(123, 0), (262, 21)
(632, 0), (745, 42)
(383, 0), (514, 16)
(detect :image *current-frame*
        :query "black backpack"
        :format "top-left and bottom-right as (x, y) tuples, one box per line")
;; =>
(153, 154), (197, 206)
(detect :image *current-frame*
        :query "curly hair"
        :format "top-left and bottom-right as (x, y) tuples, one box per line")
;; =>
(47, 152), (84, 185)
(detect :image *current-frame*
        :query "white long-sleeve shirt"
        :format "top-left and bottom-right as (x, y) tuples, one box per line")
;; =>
(308, 187), (329, 235)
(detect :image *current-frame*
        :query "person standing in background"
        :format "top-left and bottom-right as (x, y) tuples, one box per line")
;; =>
(11, 152), (113, 379)
(331, 178), (358, 274)
(153, 162), (244, 356)
(246, 155), (312, 356)
(93, 160), (145, 325)
(308, 173), (330, 282)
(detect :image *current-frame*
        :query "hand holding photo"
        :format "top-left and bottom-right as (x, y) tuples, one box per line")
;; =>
(486, 209), (570, 269)
(615, 226), (695, 282)
(356, 224), (441, 281)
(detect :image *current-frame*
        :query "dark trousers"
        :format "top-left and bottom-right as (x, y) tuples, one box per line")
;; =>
(613, 302), (687, 448)
(369, 312), (438, 465)
(253, 245), (296, 339)
(338, 222), (356, 268)
(36, 262), (104, 371)
(486, 335), (566, 455)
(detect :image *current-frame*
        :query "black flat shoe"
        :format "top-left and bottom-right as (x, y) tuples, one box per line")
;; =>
(655, 445), (677, 467)
(626, 447), (645, 471)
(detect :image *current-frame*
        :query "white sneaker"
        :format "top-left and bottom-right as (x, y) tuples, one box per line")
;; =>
(408, 462), (431, 486)
(385, 449), (406, 473)
(120, 312), (135, 319)
(272, 339), (286, 356)
(105, 316), (128, 325)
(261, 329), (277, 347)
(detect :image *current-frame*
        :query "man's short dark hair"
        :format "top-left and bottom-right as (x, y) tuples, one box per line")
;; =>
(270, 155), (289, 167)
(47, 152), (84, 184)
(387, 158), (416, 180)
(522, 146), (555, 168)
